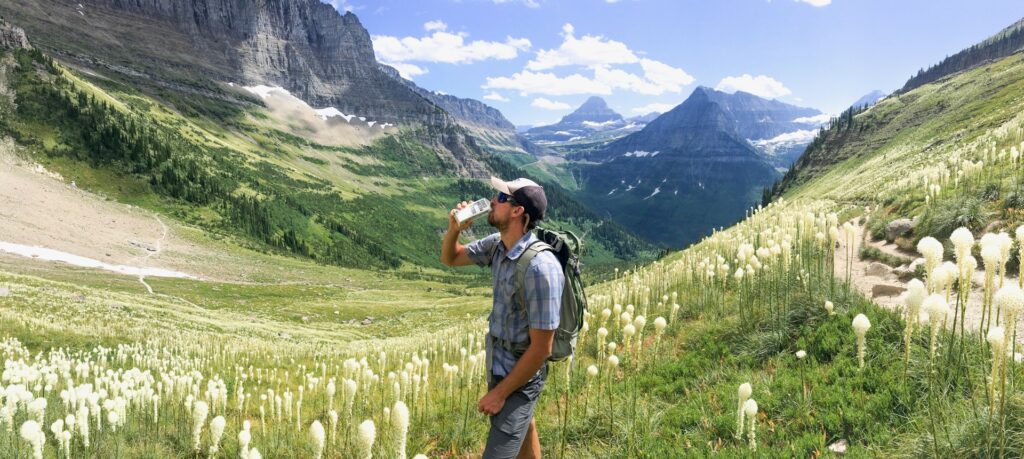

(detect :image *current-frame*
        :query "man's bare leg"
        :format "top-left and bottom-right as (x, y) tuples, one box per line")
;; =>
(516, 418), (541, 459)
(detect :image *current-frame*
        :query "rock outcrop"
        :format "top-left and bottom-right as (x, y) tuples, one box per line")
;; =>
(0, 19), (30, 50)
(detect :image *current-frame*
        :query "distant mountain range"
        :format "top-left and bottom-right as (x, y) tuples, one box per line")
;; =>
(573, 86), (825, 246)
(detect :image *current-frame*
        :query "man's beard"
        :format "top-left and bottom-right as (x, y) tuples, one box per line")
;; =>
(487, 212), (507, 231)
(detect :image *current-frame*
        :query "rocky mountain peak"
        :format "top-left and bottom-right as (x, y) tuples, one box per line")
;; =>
(561, 96), (623, 124)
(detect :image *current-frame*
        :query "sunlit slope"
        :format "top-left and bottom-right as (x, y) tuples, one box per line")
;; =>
(0, 49), (656, 274)
(780, 51), (1024, 203)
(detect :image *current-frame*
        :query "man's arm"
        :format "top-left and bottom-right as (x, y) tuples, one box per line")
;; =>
(478, 328), (554, 415)
(441, 201), (476, 267)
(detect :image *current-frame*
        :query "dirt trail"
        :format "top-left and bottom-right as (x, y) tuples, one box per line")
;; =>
(836, 219), (1024, 345)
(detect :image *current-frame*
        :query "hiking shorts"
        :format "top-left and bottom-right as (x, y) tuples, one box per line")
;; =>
(483, 363), (548, 459)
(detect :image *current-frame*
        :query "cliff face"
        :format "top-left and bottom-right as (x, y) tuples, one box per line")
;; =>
(1, 0), (440, 124)
(0, 19), (30, 50)
(0, 0), (496, 176)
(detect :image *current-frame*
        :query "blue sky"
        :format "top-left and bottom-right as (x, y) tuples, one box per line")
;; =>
(327, 0), (1024, 126)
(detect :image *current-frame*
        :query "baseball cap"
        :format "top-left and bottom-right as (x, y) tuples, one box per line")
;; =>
(490, 176), (548, 223)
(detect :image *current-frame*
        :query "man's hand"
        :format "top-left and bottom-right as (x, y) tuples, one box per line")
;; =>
(478, 387), (507, 416)
(448, 201), (475, 233)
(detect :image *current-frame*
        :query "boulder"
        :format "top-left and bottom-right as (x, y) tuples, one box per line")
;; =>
(864, 262), (893, 279)
(885, 218), (914, 241)
(828, 439), (848, 455)
(0, 287), (9, 297)
(871, 283), (906, 298)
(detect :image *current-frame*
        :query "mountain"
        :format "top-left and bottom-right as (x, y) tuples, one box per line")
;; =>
(850, 90), (887, 109)
(573, 87), (824, 246)
(900, 17), (1024, 93)
(378, 64), (546, 157)
(0, 3), (659, 272)
(523, 96), (638, 144)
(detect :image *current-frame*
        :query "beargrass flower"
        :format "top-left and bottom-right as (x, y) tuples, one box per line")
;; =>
(824, 300), (834, 316)
(853, 314), (871, 369)
(358, 419), (376, 459)
(392, 400), (410, 459)
(950, 227), (974, 262)
(743, 399), (758, 450)
(20, 420), (43, 459)
(209, 416), (226, 455)
(192, 400), (209, 451)
(310, 420), (326, 459)
(735, 383), (751, 439)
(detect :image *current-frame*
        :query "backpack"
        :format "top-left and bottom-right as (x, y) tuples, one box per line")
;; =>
(492, 227), (587, 362)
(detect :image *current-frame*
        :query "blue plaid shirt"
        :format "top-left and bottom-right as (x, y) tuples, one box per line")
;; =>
(466, 232), (563, 377)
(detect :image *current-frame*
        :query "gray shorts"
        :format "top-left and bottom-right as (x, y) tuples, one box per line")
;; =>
(483, 364), (548, 459)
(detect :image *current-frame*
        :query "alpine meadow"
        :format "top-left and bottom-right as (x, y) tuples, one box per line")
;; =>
(3, 1), (1024, 458)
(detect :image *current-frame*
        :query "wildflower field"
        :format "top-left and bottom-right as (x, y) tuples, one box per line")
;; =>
(6, 17), (1024, 459)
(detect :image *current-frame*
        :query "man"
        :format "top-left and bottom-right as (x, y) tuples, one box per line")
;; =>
(440, 176), (564, 459)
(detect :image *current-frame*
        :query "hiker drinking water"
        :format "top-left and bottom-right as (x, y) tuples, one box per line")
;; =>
(440, 176), (567, 458)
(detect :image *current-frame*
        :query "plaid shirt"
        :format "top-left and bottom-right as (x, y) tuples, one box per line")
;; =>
(466, 232), (563, 377)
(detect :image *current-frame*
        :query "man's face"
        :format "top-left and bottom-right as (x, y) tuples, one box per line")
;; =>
(488, 192), (521, 230)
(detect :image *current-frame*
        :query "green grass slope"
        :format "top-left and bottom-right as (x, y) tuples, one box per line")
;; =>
(0, 48), (657, 277)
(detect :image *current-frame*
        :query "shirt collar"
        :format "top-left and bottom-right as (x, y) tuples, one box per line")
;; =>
(504, 232), (536, 261)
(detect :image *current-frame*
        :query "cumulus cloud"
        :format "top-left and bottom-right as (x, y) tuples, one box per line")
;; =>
(527, 23), (639, 70)
(484, 70), (613, 96)
(486, 24), (694, 97)
(531, 98), (573, 110)
(383, 62), (428, 80)
(714, 74), (792, 99)
(631, 102), (676, 114)
(796, 0), (831, 6)
(372, 24), (531, 65)
(482, 91), (510, 102)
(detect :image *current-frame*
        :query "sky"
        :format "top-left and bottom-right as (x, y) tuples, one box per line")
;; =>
(325, 0), (1024, 126)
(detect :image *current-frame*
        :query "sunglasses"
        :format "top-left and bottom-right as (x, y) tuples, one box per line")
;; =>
(496, 192), (518, 205)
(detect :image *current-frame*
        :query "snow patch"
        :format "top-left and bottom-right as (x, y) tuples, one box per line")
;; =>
(643, 187), (661, 200)
(750, 129), (817, 156)
(582, 120), (622, 130)
(0, 241), (196, 279)
(623, 150), (660, 158)
(242, 84), (392, 129)
(793, 113), (832, 125)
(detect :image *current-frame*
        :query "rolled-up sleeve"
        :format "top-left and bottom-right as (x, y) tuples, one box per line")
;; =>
(465, 233), (500, 267)
(525, 253), (563, 330)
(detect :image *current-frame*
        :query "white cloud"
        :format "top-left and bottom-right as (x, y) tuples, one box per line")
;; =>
(527, 23), (639, 70)
(531, 98), (573, 110)
(424, 20), (447, 32)
(372, 25), (531, 65)
(383, 62), (428, 79)
(640, 59), (695, 92)
(715, 74), (792, 99)
(483, 91), (510, 102)
(484, 70), (612, 96)
(631, 102), (675, 114)
(486, 24), (694, 97)
(796, 0), (831, 6)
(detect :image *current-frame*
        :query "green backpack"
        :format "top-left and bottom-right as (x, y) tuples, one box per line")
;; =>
(493, 227), (588, 362)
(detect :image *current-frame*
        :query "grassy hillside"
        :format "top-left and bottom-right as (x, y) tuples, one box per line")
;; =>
(0, 48), (657, 276)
